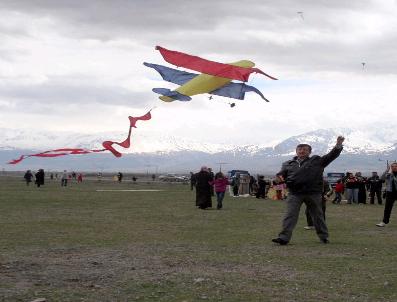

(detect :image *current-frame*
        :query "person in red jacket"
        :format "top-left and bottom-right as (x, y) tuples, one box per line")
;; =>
(209, 172), (230, 210)
(333, 179), (345, 204)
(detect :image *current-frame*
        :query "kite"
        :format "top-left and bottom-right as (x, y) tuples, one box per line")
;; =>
(144, 46), (277, 105)
(297, 12), (304, 20)
(8, 111), (152, 164)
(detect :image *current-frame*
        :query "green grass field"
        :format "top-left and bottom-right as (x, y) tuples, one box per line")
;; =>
(0, 176), (396, 302)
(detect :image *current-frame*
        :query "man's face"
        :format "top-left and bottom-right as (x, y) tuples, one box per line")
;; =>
(296, 146), (311, 158)
(391, 164), (397, 173)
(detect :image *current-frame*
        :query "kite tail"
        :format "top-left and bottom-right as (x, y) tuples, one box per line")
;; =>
(7, 110), (152, 164)
(8, 155), (26, 165)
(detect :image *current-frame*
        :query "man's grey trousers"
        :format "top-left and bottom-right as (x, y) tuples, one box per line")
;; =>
(278, 193), (328, 242)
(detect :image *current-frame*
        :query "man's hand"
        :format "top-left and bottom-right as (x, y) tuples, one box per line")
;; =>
(336, 136), (345, 146)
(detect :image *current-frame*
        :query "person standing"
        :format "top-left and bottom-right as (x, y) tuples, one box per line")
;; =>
(209, 172), (230, 209)
(35, 169), (45, 188)
(232, 174), (240, 197)
(189, 172), (196, 191)
(117, 172), (123, 183)
(195, 166), (212, 209)
(332, 179), (345, 204)
(273, 179), (285, 200)
(345, 173), (359, 204)
(61, 170), (68, 187)
(376, 162), (397, 227)
(77, 173), (83, 183)
(272, 136), (344, 245)
(356, 172), (367, 204)
(256, 176), (268, 199)
(367, 172), (383, 205)
(249, 175), (256, 196)
(24, 170), (33, 186)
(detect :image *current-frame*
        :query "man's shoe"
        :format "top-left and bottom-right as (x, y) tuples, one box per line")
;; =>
(321, 238), (329, 244)
(304, 226), (315, 230)
(272, 238), (288, 245)
(376, 222), (386, 227)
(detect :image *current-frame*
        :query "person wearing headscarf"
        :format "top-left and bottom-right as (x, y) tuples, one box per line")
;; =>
(195, 166), (213, 209)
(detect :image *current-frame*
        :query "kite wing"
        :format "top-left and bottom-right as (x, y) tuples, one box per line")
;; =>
(155, 46), (278, 81)
(144, 62), (197, 85)
(8, 111), (152, 164)
(210, 83), (269, 102)
(145, 62), (269, 102)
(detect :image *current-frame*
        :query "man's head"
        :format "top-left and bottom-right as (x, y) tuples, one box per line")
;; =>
(372, 172), (378, 176)
(391, 162), (397, 173)
(296, 144), (312, 159)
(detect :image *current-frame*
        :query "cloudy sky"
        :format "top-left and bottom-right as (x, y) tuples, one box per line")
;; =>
(1, 0), (397, 147)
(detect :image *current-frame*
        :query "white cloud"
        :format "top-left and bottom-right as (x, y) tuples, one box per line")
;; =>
(0, 0), (397, 148)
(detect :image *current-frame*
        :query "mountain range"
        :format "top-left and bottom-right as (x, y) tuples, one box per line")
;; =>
(1, 127), (396, 174)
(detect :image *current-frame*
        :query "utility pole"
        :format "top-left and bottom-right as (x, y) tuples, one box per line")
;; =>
(216, 162), (230, 172)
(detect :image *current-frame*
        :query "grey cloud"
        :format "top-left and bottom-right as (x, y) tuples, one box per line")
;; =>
(0, 0), (396, 75)
(0, 75), (155, 113)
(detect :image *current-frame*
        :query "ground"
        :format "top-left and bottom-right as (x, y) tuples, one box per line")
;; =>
(0, 176), (396, 302)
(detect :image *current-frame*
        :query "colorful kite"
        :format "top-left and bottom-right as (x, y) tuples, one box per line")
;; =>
(8, 111), (152, 164)
(145, 46), (277, 104)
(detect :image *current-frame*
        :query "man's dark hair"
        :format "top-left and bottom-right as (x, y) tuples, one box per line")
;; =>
(296, 144), (312, 152)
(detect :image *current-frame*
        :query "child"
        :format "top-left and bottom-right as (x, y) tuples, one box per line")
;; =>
(209, 172), (230, 209)
(333, 179), (344, 204)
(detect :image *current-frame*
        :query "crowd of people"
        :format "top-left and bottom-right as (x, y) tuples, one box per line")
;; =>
(22, 137), (396, 246)
(23, 169), (83, 187)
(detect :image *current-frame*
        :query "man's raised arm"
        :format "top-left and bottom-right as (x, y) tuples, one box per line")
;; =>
(320, 136), (344, 168)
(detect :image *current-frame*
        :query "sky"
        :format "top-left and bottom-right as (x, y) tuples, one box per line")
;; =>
(1, 0), (397, 147)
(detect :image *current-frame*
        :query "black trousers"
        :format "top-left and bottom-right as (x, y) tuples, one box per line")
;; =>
(383, 193), (397, 224)
(233, 185), (239, 196)
(370, 190), (382, 205)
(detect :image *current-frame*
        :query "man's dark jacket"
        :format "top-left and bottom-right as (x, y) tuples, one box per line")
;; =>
(277, 146), (343, 194)
(367, 176), (383, 191)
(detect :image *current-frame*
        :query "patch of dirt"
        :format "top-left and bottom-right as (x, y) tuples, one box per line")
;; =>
(0, 244), (301, 300)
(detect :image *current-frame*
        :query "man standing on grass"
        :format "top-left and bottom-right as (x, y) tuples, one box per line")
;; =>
(376, 162), (397, 227)
(272, 136), (344, 245)
(367, 172), (383, 205)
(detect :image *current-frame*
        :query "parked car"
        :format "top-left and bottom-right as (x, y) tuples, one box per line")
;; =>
(326, 172), (345, 188)
(158, 174), (188, 182)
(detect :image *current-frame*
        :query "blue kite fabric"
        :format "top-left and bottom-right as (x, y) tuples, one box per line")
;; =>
(144, 62), (268, 102)
(152, 88), (192, 101)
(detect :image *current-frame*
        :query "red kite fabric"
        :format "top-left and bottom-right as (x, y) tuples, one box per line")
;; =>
(8, 111), (152, 164)
(155, 46), (278, 81)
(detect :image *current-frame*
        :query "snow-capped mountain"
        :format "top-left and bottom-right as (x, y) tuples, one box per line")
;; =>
(1, 126), (397, 173)
(0, 128), (232, 154)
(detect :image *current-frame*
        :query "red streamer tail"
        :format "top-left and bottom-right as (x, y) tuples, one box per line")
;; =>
(7, 110), (152, 164)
